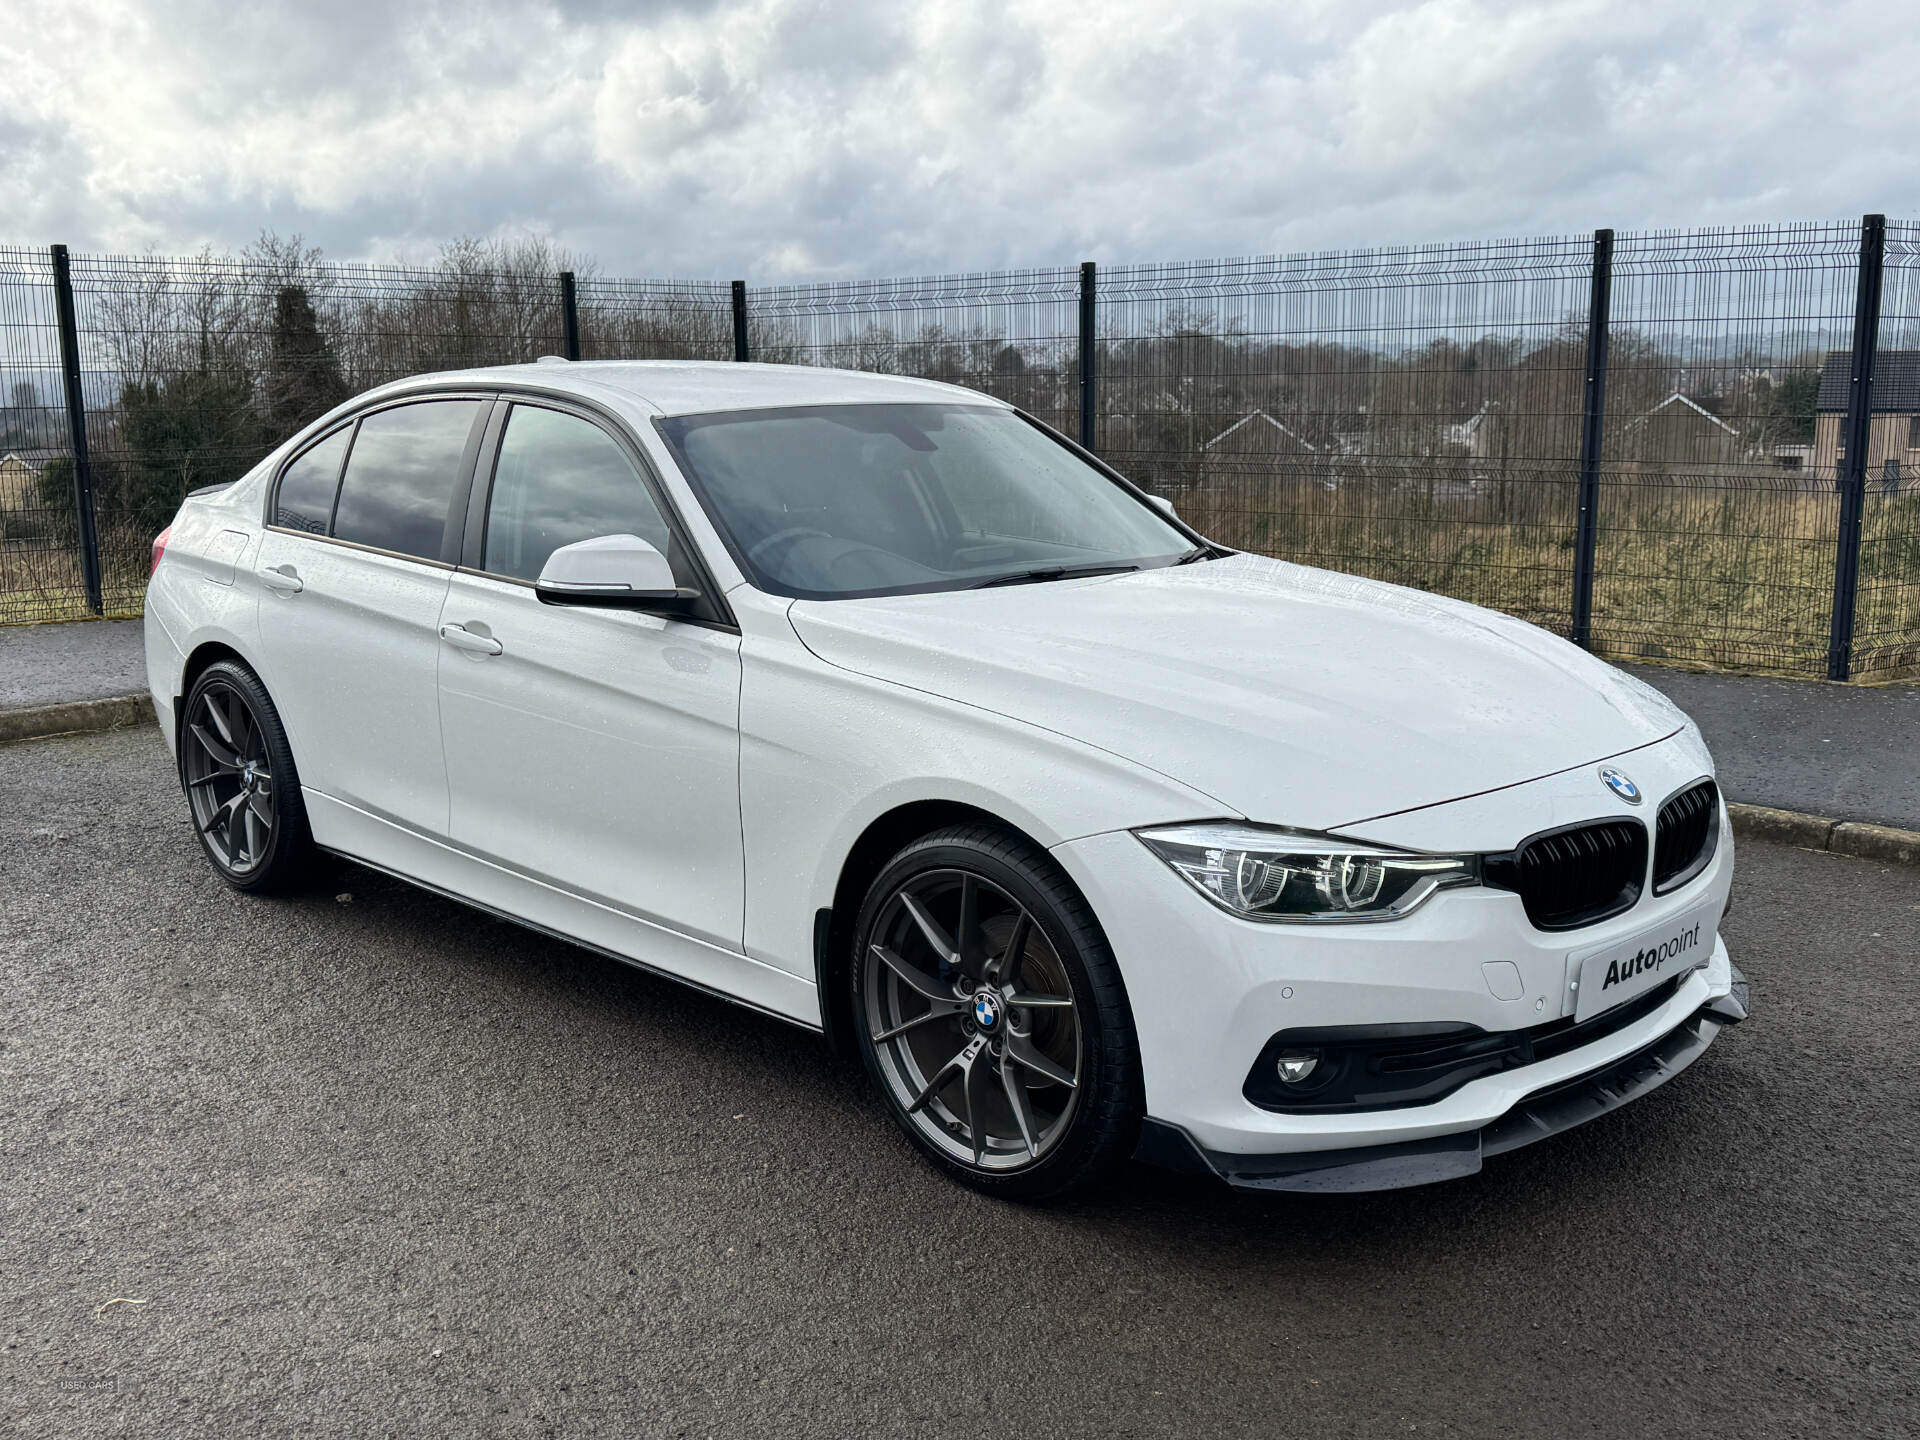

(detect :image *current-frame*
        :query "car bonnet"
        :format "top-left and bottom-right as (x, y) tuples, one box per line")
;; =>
(785, 553), (1685, 833)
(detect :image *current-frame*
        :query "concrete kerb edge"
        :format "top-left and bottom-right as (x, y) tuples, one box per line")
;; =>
(0, 694), (157, 745)
(1727, 802), (1920, 867)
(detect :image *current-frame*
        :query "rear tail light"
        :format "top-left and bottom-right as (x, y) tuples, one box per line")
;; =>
(151, 525), (172, 576)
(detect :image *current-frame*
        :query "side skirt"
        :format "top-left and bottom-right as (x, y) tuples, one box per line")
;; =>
(305, 789), (822, 1032)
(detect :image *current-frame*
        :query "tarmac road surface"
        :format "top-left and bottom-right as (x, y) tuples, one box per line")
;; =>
(3, 727), (1915, 1438)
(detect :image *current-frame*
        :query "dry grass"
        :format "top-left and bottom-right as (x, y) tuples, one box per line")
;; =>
(0, 524), (149, 626)
(1178, 477), (1920, 682)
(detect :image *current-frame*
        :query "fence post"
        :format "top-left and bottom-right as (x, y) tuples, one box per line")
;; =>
(1827, 214), (1886, 682)
(1078, 261), (1097, 450)
(559, 270), (580, 361)
(1569, 228), (1614, 650)
(49, 244), (103, 617)
(731, 280), (750, 362)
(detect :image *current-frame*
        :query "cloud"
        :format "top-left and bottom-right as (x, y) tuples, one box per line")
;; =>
(2, 0), (1915, 278)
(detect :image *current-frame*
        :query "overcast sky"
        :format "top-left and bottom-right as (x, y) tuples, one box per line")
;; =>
(6, 0), (1914, 280)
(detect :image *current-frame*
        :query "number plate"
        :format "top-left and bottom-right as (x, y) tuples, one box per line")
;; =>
(1567, 897), (1718, 1023)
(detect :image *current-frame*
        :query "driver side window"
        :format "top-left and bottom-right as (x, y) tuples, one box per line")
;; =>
(484, 404), (673, 582)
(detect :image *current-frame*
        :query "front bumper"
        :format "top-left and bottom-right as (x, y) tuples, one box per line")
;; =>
(1047, 731), (1742, 1173)
(1137, 967), (1748, 1192)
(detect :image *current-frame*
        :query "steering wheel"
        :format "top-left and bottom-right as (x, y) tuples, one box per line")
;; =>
(747, 526), (834, 567)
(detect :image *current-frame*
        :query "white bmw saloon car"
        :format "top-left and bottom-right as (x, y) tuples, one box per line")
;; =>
(144, 361), (1748, 1199)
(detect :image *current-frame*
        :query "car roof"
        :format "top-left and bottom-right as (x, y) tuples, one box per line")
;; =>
(398, 360), (1007, 417)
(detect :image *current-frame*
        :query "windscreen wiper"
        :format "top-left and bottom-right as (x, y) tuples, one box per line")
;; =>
(969, 562), (1141, 589)
(1173, 543), (1226, 565)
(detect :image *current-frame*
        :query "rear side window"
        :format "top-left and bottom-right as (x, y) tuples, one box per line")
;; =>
(274, 427), (350, 534)
(332, 401), (483, 561)
(484, 404), (672, 581)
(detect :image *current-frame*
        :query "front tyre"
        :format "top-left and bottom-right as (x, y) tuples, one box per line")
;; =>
(852, 823), (1143, 1200)
(177, 660), (317, 894)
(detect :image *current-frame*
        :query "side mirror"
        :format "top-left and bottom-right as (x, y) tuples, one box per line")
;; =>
(535, 534), (699, 611)
(1149, 494), (1178, 519)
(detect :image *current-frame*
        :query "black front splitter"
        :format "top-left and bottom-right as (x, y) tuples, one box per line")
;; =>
(1136, 968), (1749, 1195)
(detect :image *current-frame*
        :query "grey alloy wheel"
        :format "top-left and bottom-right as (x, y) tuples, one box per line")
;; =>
(862, 866), (1085, 1172)
(177, 660), (316, 894)
(182, 677), (280, 877)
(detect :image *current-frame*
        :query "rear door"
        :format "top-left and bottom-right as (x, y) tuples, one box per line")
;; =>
(254, 395), (491, 835)
(435, 398), (746, 950)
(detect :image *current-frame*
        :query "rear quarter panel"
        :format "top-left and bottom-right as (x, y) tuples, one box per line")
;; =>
(143, 480), (269, 754)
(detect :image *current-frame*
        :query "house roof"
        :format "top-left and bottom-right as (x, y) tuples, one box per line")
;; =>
(0, 448), (61, 469)
(1449, 399), (1499, 432)
(1625, 392), (1739, 435)
(1200, 410), (1318, 453)
(1816, 349), (1920, 412)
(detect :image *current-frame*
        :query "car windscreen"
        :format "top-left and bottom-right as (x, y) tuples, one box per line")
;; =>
(655, 403), (1192, 599)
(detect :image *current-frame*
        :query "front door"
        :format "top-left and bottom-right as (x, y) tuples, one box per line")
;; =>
(435, 400), (745, 951)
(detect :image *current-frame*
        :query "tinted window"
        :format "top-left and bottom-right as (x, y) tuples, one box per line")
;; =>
(658, 404), (1188, 598)
(274, 427), (350, 534)
(484, 405), (671, 581)
(332, 401), (482, 560)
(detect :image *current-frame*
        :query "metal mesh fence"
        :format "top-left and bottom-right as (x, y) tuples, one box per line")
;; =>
(1093, 241), (1595, 635)
(574, 277), (733, 362)
(0, 249), (81, 623)
(2, 230), (1915, 680)
(746, 268), (1083, 438)
(1861, 224), (1920, 678)
(1594, 224), (1858, 675)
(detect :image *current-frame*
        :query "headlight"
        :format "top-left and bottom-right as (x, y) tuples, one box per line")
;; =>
(1134, 822), (1476, 923)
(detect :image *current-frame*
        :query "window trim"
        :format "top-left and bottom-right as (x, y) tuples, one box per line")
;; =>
(265, 417), (356, 537)
(460, 389), (738, 633)
(262, 390), (496, 568)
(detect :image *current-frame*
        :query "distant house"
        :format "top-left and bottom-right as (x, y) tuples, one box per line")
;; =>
(1814, 349), (1920, 488)
(1200, 409), (1318, 456)
(1622, 392), (1740, 465)
(1332, 407), (1369, 458)
(1773, 442), (1813, 473)
(0, 448), (59, 514)
(1197, 409), (1324, 490)
(1445, 399), (1500, 459)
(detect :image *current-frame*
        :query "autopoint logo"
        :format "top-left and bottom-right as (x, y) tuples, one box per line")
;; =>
(1602, 922), (1703, 992)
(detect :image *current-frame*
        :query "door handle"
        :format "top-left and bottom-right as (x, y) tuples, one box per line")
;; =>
(439, 623), (504, 656)
(258, 564), (303, 594)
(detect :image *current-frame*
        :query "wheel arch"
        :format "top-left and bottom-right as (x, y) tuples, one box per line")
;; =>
(176, 641), (252, 739)
(816, 799), (1057, 1062)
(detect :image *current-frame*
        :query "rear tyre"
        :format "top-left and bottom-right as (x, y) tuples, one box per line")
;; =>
(177, 660), (317, 894)
(852, 823), (1143, 1201)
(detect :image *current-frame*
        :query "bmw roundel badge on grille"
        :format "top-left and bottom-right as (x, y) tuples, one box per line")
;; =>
(1599, 766), (1643, 804)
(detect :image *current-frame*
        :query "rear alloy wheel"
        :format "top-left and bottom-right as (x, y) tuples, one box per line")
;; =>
(853, 824), (1142, 1200)
(178, 661), (316, 893)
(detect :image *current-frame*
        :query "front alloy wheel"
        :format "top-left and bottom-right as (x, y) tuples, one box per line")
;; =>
(853, 824), (1142, 1199)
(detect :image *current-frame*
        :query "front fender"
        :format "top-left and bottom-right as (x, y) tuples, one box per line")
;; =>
(737, 617), (1224, 988)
